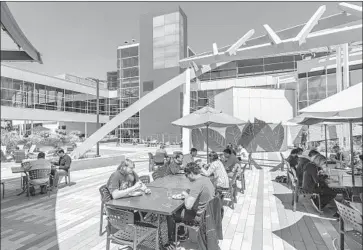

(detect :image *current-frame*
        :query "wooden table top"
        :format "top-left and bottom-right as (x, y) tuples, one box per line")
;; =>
(148, 174), (192, 190)
(106, 186), (184, 215)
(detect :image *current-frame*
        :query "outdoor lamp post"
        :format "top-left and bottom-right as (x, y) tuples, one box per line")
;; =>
(86, 77), (107, 157)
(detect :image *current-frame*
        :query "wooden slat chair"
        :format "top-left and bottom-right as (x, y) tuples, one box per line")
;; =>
(99, 184), (113, 236)
(219, 171), (238, 209)
(153, 153), (165, 166)
(105, 206), (157, 250)
(333, 199), (362, 250)
(27, 169), (52, 199)
(139, 175), (151, 184)
(151, 171), (162, 181)
(284, 160), (292, 189)
(288, 167), (322, 213)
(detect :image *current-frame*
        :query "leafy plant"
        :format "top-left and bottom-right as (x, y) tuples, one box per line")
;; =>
(1, 130), (22, 152)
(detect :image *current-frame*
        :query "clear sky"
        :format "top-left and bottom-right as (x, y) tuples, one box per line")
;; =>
(2, 1), (360, 79)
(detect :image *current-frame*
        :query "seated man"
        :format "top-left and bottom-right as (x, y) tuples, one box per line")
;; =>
(165, 152), (184, 175)
(236, 145), (248, 162)
(222, 148), (239, 173)
(51, 149), (72, 187)
(155, 144), (168, 158)
(296, 151), (311, 187)
(27, 152), (51, 195)
(200, 151), (229, 190)
(166, 162), (215, 248)
(286, 148), (303, 171)
(330, 145), (347, 166)
(182, 148), (197, 168)
(303, 154), (338, 212)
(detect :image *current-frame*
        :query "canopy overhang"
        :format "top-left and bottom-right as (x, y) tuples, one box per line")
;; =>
(1, 2), (42, 63)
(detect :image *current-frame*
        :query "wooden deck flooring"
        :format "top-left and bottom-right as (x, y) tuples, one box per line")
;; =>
(1, 156), (360, 250)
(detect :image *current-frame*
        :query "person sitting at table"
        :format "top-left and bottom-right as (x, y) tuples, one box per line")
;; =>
(28, 152), (51, 195)
(165, 162), (215, 249)
(303, 154), (338, 212)
(236, 145), (248, 162)
(223, 148), (239, 173)
(107, 159), (147, 199)
(165, 152), (184, 175)
(182, 148), (197, 168)
(51, 149), (72, 187)
(200, 151), (229, 190)
(330, 145), (347, 165)
(286, 148), (303, 171)
(155, 144), (168, 158)
(226, 143), (237, 156)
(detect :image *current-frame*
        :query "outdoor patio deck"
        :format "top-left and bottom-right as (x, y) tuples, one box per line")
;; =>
(1, 154), (360, 250)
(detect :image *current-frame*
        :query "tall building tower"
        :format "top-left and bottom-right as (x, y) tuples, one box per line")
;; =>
(116, 43), (140, 143)
(139, 7), (187, 143)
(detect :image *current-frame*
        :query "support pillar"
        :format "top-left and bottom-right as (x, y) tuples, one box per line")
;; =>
(342, 43), (351, 148)
(31, 120), (34, 135)
(336, 46), (342, 93)
(182, 68), (191, 154)
(85, 122), (88, 139)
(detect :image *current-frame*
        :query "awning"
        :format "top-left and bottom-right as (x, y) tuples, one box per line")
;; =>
(1, 2), (42, 63)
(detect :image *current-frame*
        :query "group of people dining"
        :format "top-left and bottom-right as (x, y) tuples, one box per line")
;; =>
(286, 146), (362, 215)
(21, 149), (72, 196)
(105, 144), (248, 249)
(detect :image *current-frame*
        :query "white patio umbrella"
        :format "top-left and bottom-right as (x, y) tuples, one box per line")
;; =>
(172, 106), (245, 162)
(295, 83), (362, 185)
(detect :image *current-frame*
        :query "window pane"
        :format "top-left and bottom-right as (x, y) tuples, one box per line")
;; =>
(308, 76), (326, 100)
(264, 56), (283, 64)
(350, 69), (362, 86)
(298, 78), (308, 101)
(237, 58), (263, 67)
(298, 101), (308, 110)
(153, 26), (165, 38)
(153, 15), (164, 27)
(122, 57), (138, 68)
(1, 77), (13, 89)
(238, 65), (264, 75)
(326, 74), (337, 97)
(121, 46), (138, 58)
(122, 67), (139, 78)
(13, 79), (23, 91)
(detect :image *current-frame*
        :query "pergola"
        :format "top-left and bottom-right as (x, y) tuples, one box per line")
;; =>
(72, 2), (362, 159)
(1, 2), (42, 63)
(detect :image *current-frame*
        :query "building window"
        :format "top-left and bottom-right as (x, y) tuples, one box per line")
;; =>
(143, 81), (154, 92)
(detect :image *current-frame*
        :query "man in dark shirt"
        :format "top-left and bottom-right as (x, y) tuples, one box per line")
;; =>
(166, 162), (215, 248)
(51, 149), (72, 187)
(165, 152), (184, 175)
(296, 155), (310, 187)
(223, 148), (238, 173)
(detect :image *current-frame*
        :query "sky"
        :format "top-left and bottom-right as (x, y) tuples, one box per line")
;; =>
(1, 1), (361, 79)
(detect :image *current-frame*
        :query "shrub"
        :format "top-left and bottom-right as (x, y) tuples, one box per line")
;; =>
(1, 130), (22, 152)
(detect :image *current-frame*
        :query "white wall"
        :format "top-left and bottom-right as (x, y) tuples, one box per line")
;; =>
(215, 87), (296, 123)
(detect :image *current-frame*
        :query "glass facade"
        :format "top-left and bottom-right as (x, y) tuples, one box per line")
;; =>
(107, 71), (118, 90)
(297, 64), (362, 111)
(1, 76), (109, 115)
(153, 11), (186, 69)
(116, 44), (140, 143)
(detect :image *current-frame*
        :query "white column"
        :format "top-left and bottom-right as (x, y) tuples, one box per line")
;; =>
(31, 120), (34, 135)
(182, 68), (191, 154)
(342, 43), (350, 89)
(336, 46), (342, 93)
(85, 122), (88, 138)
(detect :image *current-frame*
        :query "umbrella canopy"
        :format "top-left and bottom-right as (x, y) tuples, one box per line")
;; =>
(171, 106), (245, 129)
(299, 82), (362, 118)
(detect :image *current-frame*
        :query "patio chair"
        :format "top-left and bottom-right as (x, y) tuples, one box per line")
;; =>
(1, 181), (4, 199)
(219, 171), (238, 209)
(27, 169), (53, 199)
(239, 163), (248, 194)
(99, 184), (113, 236)
(289, 168), (321, 213)
(175, 196), (222, 248)
(152, 171), (163, 181)
(139, 175), (151, 184)
(105, 206), (157, 250)
(153, 153), (165, 166)
(148, 153), (154, 172)
(57, 169), (71, 186)
(333, 199), (362, 250)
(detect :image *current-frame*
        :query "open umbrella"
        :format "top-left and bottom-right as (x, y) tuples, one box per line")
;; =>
(295, 83), (362, 185)
(172, 106), (245, 162)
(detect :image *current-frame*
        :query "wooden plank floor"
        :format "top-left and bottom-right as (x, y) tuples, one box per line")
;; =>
(1, 154), (360, 250)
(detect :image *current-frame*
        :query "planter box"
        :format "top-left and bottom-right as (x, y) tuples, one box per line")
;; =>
(70, 154), (125, 172)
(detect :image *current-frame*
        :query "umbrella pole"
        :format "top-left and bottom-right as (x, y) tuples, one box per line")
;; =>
(324, 124), (328, 159)
(206, 125), (209, 164)
(349, 120), (355, 186)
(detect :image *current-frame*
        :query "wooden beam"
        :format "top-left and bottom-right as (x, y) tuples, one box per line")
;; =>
(212, 43), (218, 55)
(226, 29), (255, 56)
(339, 2), (362, 18)
(263, 24), (282, 45)
(295, 5), (326, 46)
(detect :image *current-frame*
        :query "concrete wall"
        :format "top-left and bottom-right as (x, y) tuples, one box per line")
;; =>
(139, 10), (184, 141)
(215, 87), (296, 124)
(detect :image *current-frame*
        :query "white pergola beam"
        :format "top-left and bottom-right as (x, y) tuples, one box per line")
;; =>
(295, 5), (326, 46)
(339, 2), (362, 18)
(226, 29), (255, 56)
(263, 24), (282, 45)
(180, 24), (362, 67)
(212, 43), (218, 55)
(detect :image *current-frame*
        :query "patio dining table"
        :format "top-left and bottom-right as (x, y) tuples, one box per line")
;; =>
(326, 169), (363, 196)
(106, 186), (184, 249)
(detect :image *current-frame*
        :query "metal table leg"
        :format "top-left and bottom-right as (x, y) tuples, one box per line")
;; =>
(16, 175), (27, 196)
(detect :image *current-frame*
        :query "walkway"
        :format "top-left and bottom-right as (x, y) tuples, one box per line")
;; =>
(1, 153), (360, 250)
